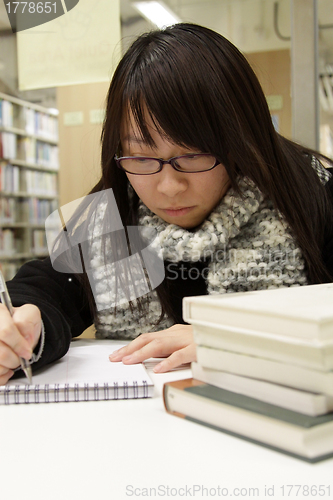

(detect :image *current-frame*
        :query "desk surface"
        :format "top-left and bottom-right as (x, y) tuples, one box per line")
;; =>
(1, 339), (332, 500)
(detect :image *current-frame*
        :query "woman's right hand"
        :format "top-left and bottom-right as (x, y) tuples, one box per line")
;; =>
(0, 304), (42, 385)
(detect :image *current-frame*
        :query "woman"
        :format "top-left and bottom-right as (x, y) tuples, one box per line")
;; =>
(1, 23), (333, 385)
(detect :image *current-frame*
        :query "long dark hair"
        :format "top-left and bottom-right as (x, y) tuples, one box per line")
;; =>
(75, 23), (333, 320)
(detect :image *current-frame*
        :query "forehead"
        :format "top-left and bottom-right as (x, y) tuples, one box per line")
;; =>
(120, 108), (170, 148)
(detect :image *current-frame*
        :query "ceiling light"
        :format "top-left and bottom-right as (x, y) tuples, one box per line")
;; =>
(131, 1), (181, 28)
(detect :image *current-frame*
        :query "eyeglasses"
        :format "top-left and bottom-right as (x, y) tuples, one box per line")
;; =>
(114, 153), (220, 175)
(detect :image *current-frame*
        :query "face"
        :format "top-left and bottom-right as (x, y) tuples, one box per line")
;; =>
(120, 113), (230, 229)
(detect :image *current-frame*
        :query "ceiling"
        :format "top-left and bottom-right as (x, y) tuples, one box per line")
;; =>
(0, 0), (332, 55)
(0, 0), (332, 106)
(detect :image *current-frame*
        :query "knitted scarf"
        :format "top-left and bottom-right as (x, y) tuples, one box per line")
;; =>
(92, 167), (332, 339)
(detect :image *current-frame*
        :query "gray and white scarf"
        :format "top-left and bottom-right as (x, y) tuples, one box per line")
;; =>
(92, 162), (330, 339)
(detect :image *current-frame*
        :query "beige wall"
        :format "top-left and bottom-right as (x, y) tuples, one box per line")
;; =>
(57, 81), (110, 207)
(246, 49), (292, 140)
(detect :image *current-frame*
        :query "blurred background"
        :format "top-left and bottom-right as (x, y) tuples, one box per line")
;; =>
(0, 0), (332, 281)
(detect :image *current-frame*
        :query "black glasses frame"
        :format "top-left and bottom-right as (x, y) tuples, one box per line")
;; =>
(114, 153), (220, 175)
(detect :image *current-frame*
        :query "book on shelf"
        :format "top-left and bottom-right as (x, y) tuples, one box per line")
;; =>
(163, 378), (333, 463)
(191, 319), (333, 371)
(0, 162), (20, 192)
(0, 93), (59, 279)
(0, 197), (56, 228)
(17, 137), (35, 164)
(0, 132), (17, 160)
(28, 198), (58, 224)
(183, 283), (333, 340)
(1, 136), (59, 170)
(0, 99), (14, 128)
(23, 107), (36, 136)
(21, 169), (57, 196)
(0, 197), (16, 224)
(23, 107), (58, 141)
(191, 362), (333, 417)
(0, 97), (58, 142)
(0, 228), (16, 254)
(196, 346), (333, 396)
(36, 141), (59, 168)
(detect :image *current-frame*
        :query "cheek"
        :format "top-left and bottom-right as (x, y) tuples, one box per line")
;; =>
(127, 176), (153, 201)
(201, 167), (230, 200)
(127, 175), (142, 193)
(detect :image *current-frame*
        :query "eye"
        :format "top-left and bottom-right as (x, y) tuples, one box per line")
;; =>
(175, 154), (216, 171)
(131, 157), (155, 164)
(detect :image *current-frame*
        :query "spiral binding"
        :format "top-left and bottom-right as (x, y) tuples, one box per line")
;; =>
(1, 380), (150, 405)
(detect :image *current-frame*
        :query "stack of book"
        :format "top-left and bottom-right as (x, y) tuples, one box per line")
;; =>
(163, 284), (333, 462)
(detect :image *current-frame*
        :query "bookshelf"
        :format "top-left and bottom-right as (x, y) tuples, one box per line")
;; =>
(0, 92), (59, 280)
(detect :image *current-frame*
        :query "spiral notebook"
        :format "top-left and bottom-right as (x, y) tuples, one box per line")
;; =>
(0, 342), (154, 405)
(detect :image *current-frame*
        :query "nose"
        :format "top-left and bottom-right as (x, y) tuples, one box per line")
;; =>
(156, 163), (188, 197)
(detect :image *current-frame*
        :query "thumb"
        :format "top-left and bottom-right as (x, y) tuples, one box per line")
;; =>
(12, 304), (42, 350)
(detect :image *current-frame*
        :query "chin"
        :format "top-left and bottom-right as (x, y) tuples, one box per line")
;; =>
(174, 217), (205, 229)
(155, 208), (207, 229)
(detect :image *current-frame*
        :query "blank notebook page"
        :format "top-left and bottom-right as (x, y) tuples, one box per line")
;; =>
(1, 343), (154, 404)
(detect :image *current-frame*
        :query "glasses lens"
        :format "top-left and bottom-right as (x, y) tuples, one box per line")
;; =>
(119, 158), (160, 174)
(175, 154), (216, 171)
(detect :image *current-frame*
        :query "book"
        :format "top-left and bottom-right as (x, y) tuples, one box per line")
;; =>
(196, 346), (333, 396)
(183, 284), (333, 341)
(0, 343), (154, 404)
(163, 378), (333, 462)
(191, 362), (333, 416)
(191, 319), (333, 371)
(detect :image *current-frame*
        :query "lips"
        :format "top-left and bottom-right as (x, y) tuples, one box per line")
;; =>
(162, 206), (194, 217)
(164, 207), (188, 210)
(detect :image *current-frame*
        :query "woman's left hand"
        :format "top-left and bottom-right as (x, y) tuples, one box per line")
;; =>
(109, 324), (196, 373)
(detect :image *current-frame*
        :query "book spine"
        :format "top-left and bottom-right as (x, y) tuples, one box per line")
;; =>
(163, 384), (187, 419)
(191, 362), (333, 416)
(192, 322), (333, 371)
(183, 297), (331, 340)
(196, 346), (333, 396)
(163, 381), (333, 462)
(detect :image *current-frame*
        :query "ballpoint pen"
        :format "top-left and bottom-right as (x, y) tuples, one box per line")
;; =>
(0, 270), (33, 384)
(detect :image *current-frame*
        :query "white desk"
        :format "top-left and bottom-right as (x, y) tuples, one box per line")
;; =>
(1, 339), (332, 500)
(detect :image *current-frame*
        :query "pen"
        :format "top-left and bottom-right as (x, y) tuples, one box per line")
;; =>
(0, 270), (33, 384)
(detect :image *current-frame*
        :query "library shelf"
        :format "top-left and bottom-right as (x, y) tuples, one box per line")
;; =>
(0, 91), (59, 280)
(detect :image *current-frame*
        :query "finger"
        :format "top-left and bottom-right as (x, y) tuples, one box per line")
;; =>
(154, 344), (197, 373)
(0, 304), (32, 360)
(0, 369), (15, 386)
(0, 340), (21, 371)
(120, 336), (179, 365)
(12, 304), (41, 349)
(109, 333), (155, 361)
